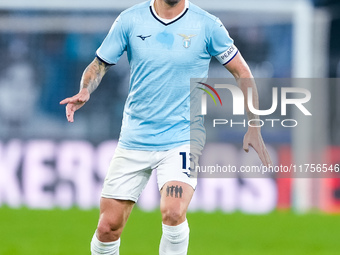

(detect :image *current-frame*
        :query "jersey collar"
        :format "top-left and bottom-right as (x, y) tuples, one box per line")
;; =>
(150, 0), (189, 26)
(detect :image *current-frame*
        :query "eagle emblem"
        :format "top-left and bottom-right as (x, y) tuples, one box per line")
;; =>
(178, 34), (197, 48)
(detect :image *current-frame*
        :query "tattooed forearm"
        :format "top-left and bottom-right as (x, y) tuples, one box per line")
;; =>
(247, 111), (259, 121)
(166, 185), (183, 198)
(80, 57), (111, 94)
(247, 110), (262, 127)
(238, 78), (261, 122)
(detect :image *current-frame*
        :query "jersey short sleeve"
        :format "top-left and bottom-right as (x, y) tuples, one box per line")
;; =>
(207, 18), (238, 65)
(96, 15), (128, 65)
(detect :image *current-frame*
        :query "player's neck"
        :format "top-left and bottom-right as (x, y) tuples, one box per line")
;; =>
(154, 0), (186, 20)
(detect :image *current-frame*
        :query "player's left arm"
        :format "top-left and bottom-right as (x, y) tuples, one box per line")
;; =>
(224, 52), (272, 167)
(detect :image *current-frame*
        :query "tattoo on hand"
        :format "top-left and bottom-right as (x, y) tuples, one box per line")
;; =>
(166, 185), (183, 198)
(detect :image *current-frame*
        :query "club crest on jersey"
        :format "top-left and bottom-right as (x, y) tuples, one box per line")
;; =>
(178, 34), (197, 48)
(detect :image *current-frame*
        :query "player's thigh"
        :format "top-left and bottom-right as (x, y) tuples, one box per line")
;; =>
(156, 144), (200, 192)
(97, 197), (135, 241)
(160, 181), (194, 225)
(102, 147), (153, 202)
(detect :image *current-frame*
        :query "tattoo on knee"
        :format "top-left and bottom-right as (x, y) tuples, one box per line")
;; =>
(166, 185), (183, 198)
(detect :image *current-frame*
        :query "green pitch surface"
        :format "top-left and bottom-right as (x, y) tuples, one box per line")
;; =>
(1, 207), (340, 255)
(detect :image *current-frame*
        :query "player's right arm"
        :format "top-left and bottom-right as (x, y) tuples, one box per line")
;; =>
(60, 57), (111, 122)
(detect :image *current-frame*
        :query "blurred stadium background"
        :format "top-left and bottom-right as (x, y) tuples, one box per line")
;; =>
(1, 0), (340, 254)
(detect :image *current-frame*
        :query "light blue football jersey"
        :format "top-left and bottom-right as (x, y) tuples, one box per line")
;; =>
(96, 0), (238, 151)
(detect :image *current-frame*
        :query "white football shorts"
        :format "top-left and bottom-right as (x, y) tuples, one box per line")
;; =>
(101, 144), (201, 202)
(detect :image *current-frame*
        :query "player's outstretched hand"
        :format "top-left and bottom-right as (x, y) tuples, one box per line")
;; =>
(59, 88), (90, 122)
(243, 127), (272, 167)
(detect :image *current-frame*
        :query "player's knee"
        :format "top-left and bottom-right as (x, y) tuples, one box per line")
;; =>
(161, 206), (186, 226)
(96, 218), (122, 241)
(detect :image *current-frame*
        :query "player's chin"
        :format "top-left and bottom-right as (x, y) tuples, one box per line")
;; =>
(164, 0), (182, 6)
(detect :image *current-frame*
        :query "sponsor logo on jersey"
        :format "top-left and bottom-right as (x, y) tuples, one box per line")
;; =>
(137, 35), (152, 41)
(178, 34), (197, 48)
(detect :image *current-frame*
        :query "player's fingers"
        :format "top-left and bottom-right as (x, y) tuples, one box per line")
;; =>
(67, 111), (74, 122)
(259, 149), (268, 167)
(258, 143), (272, 167)
(263, 147), (273, 167)
(243, 138), (249, 153)
(249, 141), (267, 166)
(66, 104), (75, 122)
(60, 95), (85, 105)
(60, 98), (72, 105)
(248, 135), (268, 166)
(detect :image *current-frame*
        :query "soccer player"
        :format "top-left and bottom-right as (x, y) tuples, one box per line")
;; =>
(60, 0), (272, 254)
